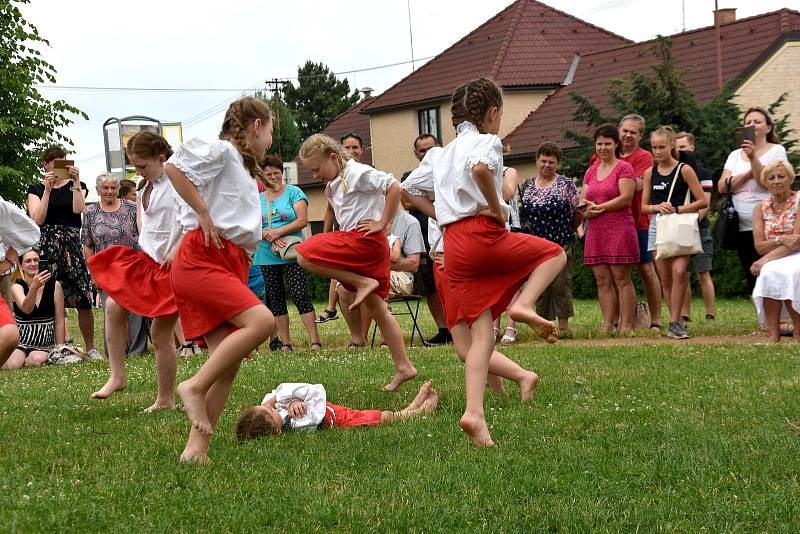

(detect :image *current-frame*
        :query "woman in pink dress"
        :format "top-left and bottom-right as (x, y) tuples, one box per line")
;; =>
(580, 124), (639, 333)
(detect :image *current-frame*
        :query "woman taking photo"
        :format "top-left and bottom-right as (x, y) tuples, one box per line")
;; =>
(718, 107), (788, 291)
(641, 126), (707, 340)
(82, 173), (149, 356)
(27, 146), (99, 359)
(253, 155), (321, 351)
(580, 124), (639, 334)
(3, 250), (65, 369)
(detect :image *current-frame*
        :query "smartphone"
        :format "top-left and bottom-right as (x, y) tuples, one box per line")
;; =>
(734, 126), (755, 147)
(38, 259), (55, 274)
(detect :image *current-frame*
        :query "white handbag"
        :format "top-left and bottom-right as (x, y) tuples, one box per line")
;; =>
(655, 163), (702, 260)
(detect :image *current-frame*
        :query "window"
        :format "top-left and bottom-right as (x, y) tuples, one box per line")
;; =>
(418, 107), (441, 141)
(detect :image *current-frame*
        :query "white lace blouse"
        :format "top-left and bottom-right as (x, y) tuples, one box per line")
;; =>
(168, 139), (261, 252)
(326, 159), (397, 232)
(138, 173), (182, 265)
(402, 147), (445, 257)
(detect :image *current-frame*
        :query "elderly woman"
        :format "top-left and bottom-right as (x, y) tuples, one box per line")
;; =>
(81, 173), (149, 355)
(3, 250), (65, 369)
(750, 160), (800, 342)
(518, 142), (582, 337)
(26, 146), (99, 359)
(253, 155), (321, 351)
(719, 107), (789, 291)
(580, 124), (639, 334)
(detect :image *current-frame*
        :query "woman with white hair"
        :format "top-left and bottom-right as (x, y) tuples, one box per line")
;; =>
(81, 173), (149, 355)
(750, 160), (800, 342)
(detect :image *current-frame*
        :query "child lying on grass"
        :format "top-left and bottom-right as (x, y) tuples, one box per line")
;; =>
(236, 380), (438, 439)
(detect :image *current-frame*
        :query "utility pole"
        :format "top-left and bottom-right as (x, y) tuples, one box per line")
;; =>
(407, 0), (416, 71)
(265, 78), (289, 157)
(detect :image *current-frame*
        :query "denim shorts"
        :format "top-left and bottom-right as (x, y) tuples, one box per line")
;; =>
(647, 216), (658, 253)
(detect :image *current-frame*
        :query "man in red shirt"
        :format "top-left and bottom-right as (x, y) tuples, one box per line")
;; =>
(619, 114), (662, 329)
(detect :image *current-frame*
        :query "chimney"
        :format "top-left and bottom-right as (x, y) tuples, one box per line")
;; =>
(361, 87), (374, 100)
(714, 8), (736, 26)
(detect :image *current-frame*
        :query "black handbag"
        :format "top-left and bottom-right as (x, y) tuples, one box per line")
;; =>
(714, 177), (739, 250)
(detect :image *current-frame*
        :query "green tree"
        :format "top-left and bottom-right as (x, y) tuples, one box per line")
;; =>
(0, 0), (87, 205)
(253, 90), (301, 160)
(283, 61), (360, 139)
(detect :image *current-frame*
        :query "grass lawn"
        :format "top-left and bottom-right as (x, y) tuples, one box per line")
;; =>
(1, 299), (798, 531)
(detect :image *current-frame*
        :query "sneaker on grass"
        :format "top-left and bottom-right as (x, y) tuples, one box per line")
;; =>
(86, 348), (104, 361)
(667, 321), (689, 339)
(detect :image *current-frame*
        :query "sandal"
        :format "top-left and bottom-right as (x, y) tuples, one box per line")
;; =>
(346, 342), (365, 350)
(280, 344), (293, 352)
(500, 327), (517, 346)
(310, 342), (322, 351)
(493, 326), (502, 342)
(315, 309), (338, 324)
(269, 338), (283, 351)
(649, 323), (662, 331)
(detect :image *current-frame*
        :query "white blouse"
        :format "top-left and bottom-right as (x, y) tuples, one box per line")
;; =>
(138, 173), (182, 265)
(723, 144), (788, 232)
(0, 196), (41, 259)
(326, 159), (397, 232)
(433, 122), (509, 227)
(262, 383), (328, 432)
(168, 139), (261, 252)
(401, 147), (444, 257)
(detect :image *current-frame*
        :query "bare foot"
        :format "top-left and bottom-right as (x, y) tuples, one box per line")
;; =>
(383, 367), (418, 392)
(508, 305), (557, 343)
(141, 400), (177, 414)
(420, 388), (439, 413)
(349, 279), (379, 310)
(179, 449), (211, 465)
(487, 371), (507, 395)
(409, 380), (433, 409)
(519, 371), (539, 402)
(90, 378), (127, 399)
(177, 381), (213, 435)
(460, 411), (495, 447)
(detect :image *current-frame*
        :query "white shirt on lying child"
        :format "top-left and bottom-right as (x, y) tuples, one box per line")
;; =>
(138, 173), (182, 265)
(432, 121), (509, 227)
(326, 159), (397, 232)
(262, 383), (328, 432)
(0, 196), (41, 259)
(168, 138), (261, 252)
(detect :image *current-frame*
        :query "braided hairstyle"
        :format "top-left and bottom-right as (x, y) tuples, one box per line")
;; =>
(650, 125), (679, 160)
(299, 134), (349, 175)
(126, 130), (173, 160)
(219, 97), (272, 178)
(450, 77), (503, 133)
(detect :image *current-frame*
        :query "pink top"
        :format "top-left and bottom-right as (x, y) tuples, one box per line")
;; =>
(760, 191), (799, 239)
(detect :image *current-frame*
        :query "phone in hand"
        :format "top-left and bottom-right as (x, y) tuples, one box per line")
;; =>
(734, 126), (755, 147)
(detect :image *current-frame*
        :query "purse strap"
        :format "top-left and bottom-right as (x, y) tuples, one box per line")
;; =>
(664, 163), (684, 205)
(265, 192), (273, 230)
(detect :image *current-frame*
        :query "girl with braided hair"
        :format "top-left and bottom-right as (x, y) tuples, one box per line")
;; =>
(296, 134), (417, 392)
(165, 97), (275, 464)
(433, 77), (566, 447)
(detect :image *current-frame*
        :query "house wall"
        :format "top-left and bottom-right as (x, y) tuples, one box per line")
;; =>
(735, 41), (800, 148)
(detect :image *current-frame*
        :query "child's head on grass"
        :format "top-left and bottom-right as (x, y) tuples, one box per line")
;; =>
(235, 405), (283, 440)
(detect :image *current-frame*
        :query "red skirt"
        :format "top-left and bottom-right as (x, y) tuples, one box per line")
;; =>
(88, 246), (177, 318)
(296, 230), (390, 299)
(325, 402), (382, 429)
(443, 216), (563, 326)
(170, 229), (261, 340)
(433, 262), (460, 330)
(0, 300), (14, 327)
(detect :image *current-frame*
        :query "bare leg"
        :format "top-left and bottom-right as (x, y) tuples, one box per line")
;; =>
(507, 252), (566, 342)
(610, 264), (636, 333)
(785, 301), (800, 342)
(451, 322), (537, 400)
(682, 280), (693, 319)
(274, 314), (292, 349)
(298, 311), (321, 348)
(364, 293), (417, 391)
(698, 271), (716, 317)
(177, 305), (273, 436)
(337, 285), (364, 345)
(426, 293), (447, 329)
(592, 265), (617, 332)
(360, 304), (375, 344)
(298, 254), (378, 310)
(2, 347), (24, 369)
(460, 310), (495, 447)
(142, 314), (179, 413)
(380, 385), (439, 423)
(668, 256), (690, 324)
(91, 298), (128, 399)
(0, 324), (19, 368)
(763, 298), (782, 342)
(77, 307), (95, 351)
(637, 262), (662, 326)
(326, 279), (338, 313)
(24, 350), (49, 367)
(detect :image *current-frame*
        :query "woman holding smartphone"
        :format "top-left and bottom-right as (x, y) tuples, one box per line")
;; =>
(718, 107), (788, 291)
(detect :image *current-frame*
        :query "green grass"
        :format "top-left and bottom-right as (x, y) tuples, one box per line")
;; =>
(2, 299), (798, 532)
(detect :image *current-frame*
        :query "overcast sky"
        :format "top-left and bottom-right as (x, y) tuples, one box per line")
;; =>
(22, 0), (794, 181)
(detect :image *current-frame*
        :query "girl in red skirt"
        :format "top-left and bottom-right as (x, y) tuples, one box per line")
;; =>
(402, 147), (541, 401)
(87, 131), (183, 412)
(165, 97), (275, 464)
(0, 197), (41, 366)
(435, 78), (566, 447)
(296, 134), (417, 392)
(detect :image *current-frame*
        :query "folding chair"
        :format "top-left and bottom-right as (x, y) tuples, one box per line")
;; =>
(370, 294), (425, 348)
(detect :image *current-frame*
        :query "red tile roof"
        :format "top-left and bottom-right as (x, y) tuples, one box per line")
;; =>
(296, 97), (374, 186)
(363, 0), (630, 113)
(503, 9), (800, 158)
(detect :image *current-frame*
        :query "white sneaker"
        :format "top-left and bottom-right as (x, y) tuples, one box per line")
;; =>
(86, 349), (104, 361)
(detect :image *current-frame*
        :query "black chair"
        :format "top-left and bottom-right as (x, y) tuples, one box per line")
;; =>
(370, 294), (425, 348)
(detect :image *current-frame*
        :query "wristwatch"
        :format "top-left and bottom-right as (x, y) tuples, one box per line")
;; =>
(774, 235), (781, 245)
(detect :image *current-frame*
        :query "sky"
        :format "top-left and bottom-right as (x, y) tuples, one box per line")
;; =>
(21, 0), (796, 182)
